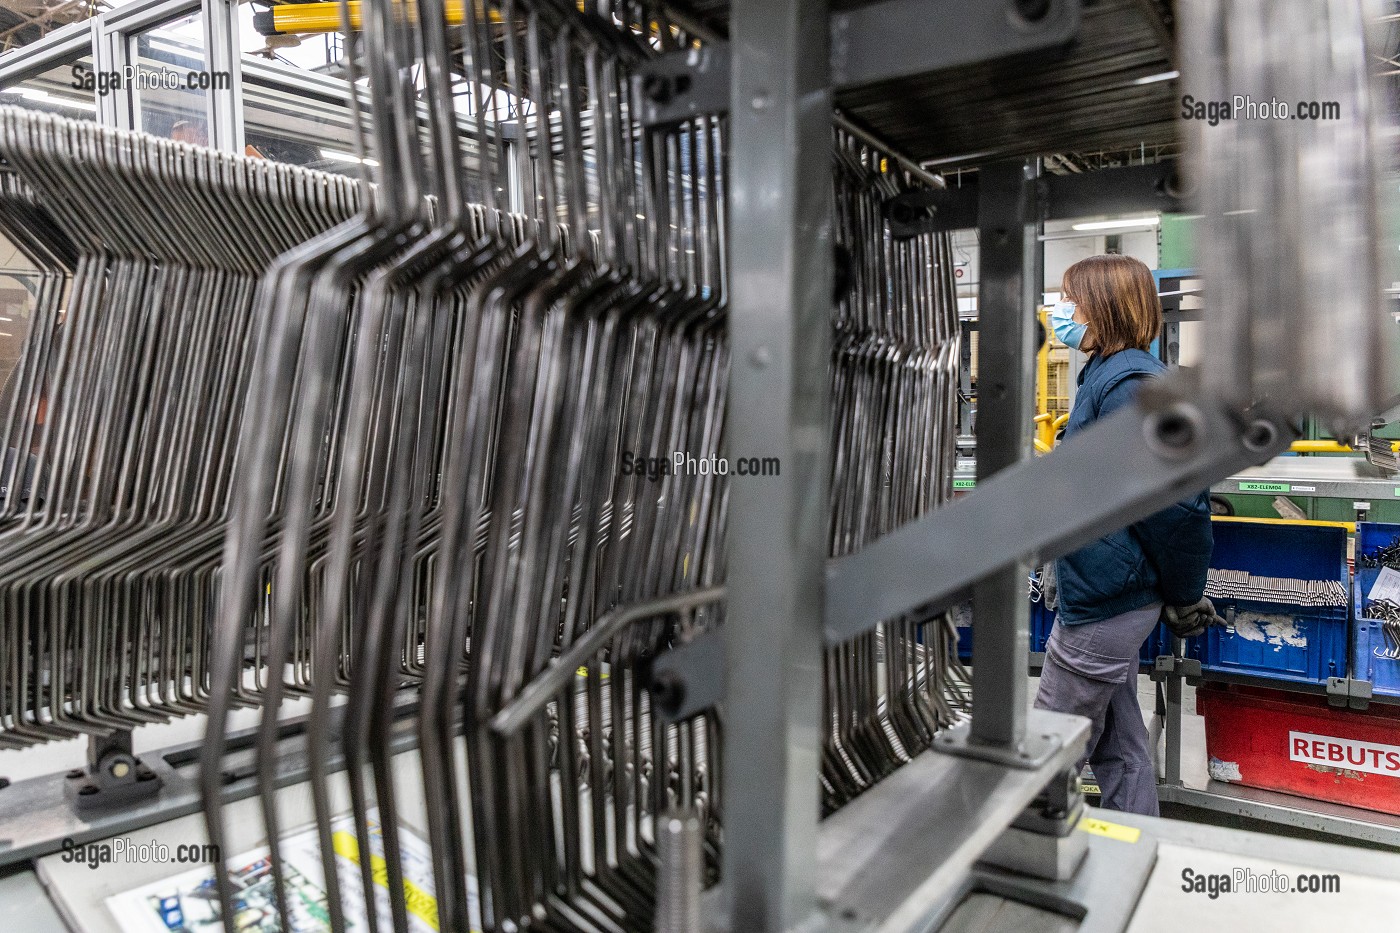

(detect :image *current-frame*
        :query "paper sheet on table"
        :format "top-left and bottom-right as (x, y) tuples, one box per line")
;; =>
(104, 809), (478, 933)
(1367, 566), (1400, 604)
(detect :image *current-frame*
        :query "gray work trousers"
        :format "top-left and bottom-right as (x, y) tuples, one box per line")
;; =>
(1034, 602), (1162, 817)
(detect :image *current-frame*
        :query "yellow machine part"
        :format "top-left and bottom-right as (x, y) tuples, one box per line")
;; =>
(260, 0), (584, 35)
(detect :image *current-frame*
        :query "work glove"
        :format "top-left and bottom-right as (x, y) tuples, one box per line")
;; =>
(1041, 561), (1059, 612)
(1161, 597), (1226, 639)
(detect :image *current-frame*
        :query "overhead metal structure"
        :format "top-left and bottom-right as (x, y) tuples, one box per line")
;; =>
(668, 0), (1182, 167)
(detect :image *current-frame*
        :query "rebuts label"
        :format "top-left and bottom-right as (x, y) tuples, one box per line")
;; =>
(1289, 731), (1400, 777)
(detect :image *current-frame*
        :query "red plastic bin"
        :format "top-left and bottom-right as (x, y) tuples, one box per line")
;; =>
(1196, 683), (1400, 817)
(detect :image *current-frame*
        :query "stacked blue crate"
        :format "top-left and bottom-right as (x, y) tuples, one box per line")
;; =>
(1031, 592), (1054, 653)
(1352, 521), (1400, 698)
(1185, 520), (1349, 685)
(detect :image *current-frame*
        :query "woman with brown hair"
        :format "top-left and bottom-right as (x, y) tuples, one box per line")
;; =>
(1037, 253), (1220, 816)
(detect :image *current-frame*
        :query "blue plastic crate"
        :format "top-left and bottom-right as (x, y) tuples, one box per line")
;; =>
(1184, 520), (1349, 685)
(1352, 521), (1400, 697)
(954, 600), (973, 661)
(955, 595), (1049, 660)
(1031, 595), (1054, 653)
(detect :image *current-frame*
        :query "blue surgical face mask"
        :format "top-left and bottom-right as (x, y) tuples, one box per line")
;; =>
(1050, 300), (1087, 350)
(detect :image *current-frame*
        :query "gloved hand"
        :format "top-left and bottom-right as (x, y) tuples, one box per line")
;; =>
(1162, 597), (1226, 639)
(1041, 562), (1059, 612)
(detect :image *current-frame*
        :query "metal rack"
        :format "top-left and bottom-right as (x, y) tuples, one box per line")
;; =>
(661, 1), (1288, 928)
(666, 0), (1393, 927)
(1, 1), (1397, 930)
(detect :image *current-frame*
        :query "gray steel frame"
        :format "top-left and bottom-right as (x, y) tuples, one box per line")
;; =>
(0, 0), (1385, 928)
(966, 160), (1041, 761)
(720, 0), (833, 927)
(709, 1), (1306, 922)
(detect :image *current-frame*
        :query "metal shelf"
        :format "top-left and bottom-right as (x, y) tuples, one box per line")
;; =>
(1214, 456), (1399, 502)
(1158, 781), (1400, 850)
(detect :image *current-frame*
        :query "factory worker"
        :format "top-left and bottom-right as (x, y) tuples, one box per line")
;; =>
(1035, 253), (1222, 816)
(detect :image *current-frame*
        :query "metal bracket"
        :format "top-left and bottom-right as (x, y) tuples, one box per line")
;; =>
(1327, 676), (1373, 710)
(885, 185), (981, 238)
(886, 158), (1186, 237)
(634, 43), (731, 128)
(63, 731), (162, 812)
(646, 629), (726, 722)
(935, 720), (1063, 770)
(1010, 767), (1085, 837)
(1151, 654), (1202, 686)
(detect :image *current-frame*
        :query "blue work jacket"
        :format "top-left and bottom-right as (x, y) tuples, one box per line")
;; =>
(1054, 348), (1213, 624)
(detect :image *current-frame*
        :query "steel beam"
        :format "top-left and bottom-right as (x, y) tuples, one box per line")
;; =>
(967, 160), (1041, 757)
(654, 392), (1298, 722)
(887, 159), (1186, 238)
(830, 0), (1081, 91)
(720, 0), (832, 929)
(1040, 159), (1184, 223)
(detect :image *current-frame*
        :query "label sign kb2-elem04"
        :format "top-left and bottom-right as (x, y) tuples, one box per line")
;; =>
(1289, 731), (1400, 777)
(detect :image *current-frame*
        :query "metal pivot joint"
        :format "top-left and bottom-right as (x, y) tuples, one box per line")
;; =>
(635, 43), (732, 128)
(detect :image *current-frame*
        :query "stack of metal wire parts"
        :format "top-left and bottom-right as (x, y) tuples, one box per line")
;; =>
(0, 0), (962, 929)
(1365, 598), (1400, 660)
(1359, 536), (1400, 569)
(0, 110), (361, 749)
(1203, 569), (1349, 608)
(197, 0), (965, 929)
(823, 133), (967, 810)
